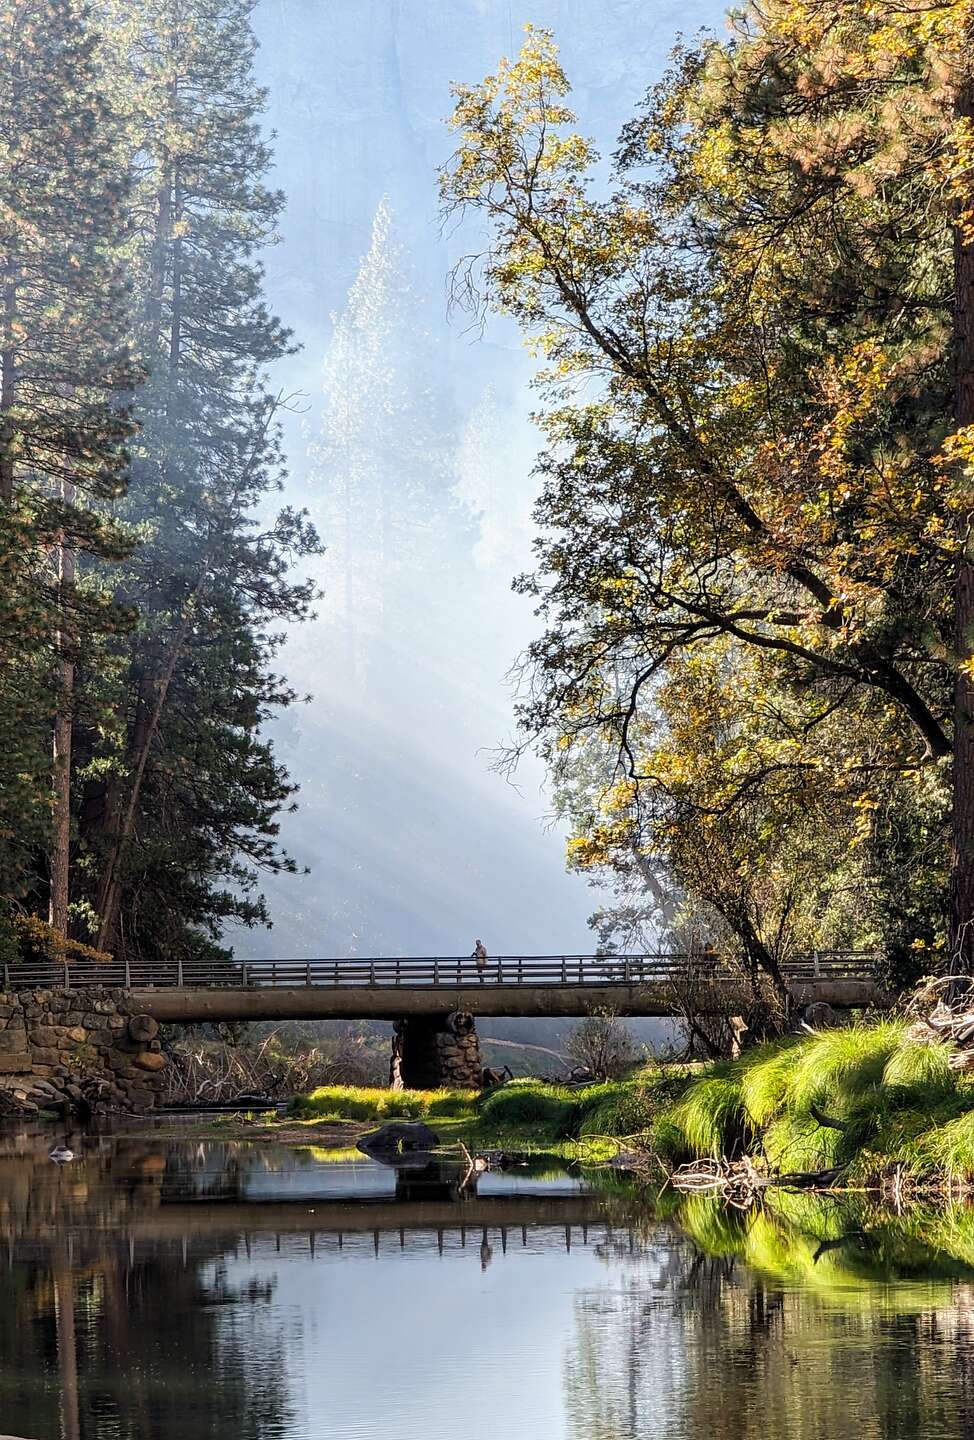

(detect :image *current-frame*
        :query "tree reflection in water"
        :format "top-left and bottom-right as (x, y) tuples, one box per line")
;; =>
(8, 1132), (974, 1439)
(565, 1194), (974, 1440)
(0, 1130), (295, 1440)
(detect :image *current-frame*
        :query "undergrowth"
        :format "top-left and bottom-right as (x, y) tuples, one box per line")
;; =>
(289, 1023), (974, 1184)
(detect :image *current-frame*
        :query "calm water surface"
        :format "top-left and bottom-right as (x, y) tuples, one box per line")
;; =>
(1, 1126), (974, 1439)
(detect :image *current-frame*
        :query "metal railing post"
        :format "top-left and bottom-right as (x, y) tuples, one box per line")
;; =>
(2, 961), (8, 992)
(241, 961), (249, 987)
(62, 961), (69, 992)
(177, 956), (183, 987)
(561, 956), (567, 984)
(434, 957), (439, 985)
(125, 956), (131, 988)
(624, 957), (630, 984)
(369, 961), (375, 985)
(306, 960), (311, 986)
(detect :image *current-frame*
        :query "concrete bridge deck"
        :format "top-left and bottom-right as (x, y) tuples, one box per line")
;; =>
(3, 952), (885, 1021)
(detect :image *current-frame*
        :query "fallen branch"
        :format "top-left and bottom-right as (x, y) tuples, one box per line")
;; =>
(668, 1156), (847, 1207)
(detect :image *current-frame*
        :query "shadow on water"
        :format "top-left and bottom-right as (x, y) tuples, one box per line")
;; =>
(5, 1123), (974, 1438)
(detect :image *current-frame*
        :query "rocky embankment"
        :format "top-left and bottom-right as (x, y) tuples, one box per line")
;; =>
(0, 988), (167, 1116)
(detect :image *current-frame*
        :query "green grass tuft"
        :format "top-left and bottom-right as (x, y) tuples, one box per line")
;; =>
(738, 1039), (803, 1125)
(478, 1081), (578, 1135)
(669, 1076), (749, 1158)
(881, 1040), (956, 1101)
(788, 1022), (906, 1116)
(763, 1113), (843, 1173)
(917, 1109), (974, 1179)
(289, 1085), (477, 1123)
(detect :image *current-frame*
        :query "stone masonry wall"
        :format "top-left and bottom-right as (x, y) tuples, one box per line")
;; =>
(0, 988), (168, 1117)
(390, 1011), (482, 1089)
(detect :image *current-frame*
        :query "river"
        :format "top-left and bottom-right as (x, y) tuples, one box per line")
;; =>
(1, 1126), (973, 1438)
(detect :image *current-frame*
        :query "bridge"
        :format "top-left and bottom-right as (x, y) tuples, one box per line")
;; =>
(3, 951), (884, 1087)
(3, 950), (882, 1018)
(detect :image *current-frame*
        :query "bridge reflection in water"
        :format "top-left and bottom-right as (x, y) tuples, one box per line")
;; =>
(0, 1128), (637, 1440)
(3, 1128), (972, 1440)
(0, 1128), (628, 1260)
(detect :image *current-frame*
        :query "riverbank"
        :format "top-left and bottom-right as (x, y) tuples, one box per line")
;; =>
(271, 1018), (974, 1188)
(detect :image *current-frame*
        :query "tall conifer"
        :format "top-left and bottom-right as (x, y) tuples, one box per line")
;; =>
(0, 0), (135, 932)
(87, 0), (318, 963)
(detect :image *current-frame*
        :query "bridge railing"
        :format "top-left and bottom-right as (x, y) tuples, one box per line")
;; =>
(0, 950), (880, 992)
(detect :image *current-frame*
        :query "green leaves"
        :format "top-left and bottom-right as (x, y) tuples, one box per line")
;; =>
(441, 16), (968, 972)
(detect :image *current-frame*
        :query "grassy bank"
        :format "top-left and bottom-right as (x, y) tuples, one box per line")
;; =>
(290, 1020), (974, 1185)
(288, 1079), (648, 1158)
(603, 1020), (974, 1187)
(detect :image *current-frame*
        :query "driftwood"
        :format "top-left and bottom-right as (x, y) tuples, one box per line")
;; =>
(904, 977), (974, 1068)
(809, 1100), (846, 1131)
(668, 1156), (846, 1208)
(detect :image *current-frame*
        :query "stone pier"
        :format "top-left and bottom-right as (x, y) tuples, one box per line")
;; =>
(389, 1011), (482, 1090)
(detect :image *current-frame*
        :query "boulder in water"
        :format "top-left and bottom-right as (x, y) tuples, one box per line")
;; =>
(358, 1120), (439, 1157)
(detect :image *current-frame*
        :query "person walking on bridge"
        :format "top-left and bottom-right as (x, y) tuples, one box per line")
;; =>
(472, 939), (488, 981)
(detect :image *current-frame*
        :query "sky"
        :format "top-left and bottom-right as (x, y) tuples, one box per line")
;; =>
(239, 0), (728, 961)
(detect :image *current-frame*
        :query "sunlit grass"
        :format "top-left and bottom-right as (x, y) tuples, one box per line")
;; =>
(285, 1023), (974, 1185)
(289, 1084), (478, 1123)
(668, 1076), (749, 1158)
(787, 1022), (906, 1115)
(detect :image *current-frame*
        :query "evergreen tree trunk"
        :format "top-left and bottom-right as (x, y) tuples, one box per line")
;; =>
(144, 163), (172, 355)
(0, 274), (16, 506)
(95, 613), (190, 953)
(952, 59), (974, 971)
(49, 479), (76, 937)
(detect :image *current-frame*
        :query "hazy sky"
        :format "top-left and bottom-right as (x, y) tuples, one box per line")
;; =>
(240, 0), (728, 961)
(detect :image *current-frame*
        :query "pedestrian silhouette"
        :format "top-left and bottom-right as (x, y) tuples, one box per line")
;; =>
(473, 939), (487, 982)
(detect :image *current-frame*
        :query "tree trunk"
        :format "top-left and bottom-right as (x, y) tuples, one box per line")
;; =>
(167, 166), (182, 400)
(143, 162), (172, 357)
(49, 479), (76, 937)
(95, 614), (191, 953)
(951, 60), (974, 971)
(53, 1249), (80, 1440)
(0, 272), (16, 505)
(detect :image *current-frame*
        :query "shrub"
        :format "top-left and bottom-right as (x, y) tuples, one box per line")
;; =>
(565, 1011), (641, 1080)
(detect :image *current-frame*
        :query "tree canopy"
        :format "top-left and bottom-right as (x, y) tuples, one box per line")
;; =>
(441, 9), (974, 981)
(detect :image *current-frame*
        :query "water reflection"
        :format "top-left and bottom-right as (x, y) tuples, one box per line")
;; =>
(2, 1128), (974, 1438)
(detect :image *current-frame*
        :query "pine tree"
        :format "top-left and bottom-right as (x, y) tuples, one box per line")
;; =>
(84, 0), (319, 963)
(0, 0), (135, 933)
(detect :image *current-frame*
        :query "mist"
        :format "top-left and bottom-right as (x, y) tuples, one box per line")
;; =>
(241, 0), (727, 963)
